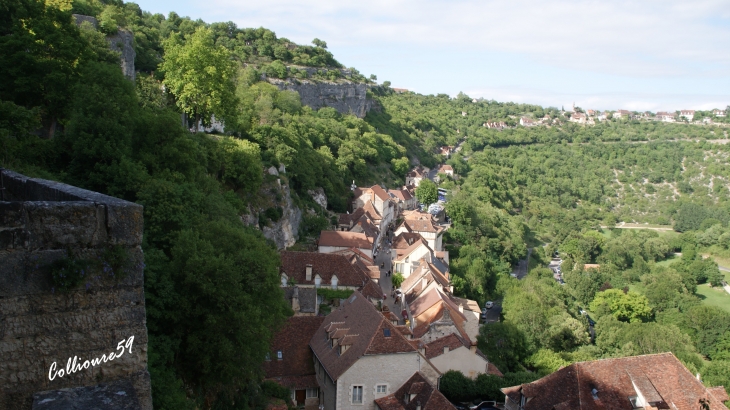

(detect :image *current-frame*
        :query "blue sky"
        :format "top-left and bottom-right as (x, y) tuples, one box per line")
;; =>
(133, 0), (730, 111)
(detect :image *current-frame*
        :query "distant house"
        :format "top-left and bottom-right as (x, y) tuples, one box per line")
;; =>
(318, 231), (375, 258)
(501, 353), (730, 410)
(437, 164), (454, 177)
(680, 109), (695, 120)
(614, 109), (631, 119)
(439, 146), (453, 157)
(264, 316), (325, 408)
(387, 188), (416, 212)
(405, 166), (428, 187)
(310, 291), (440, 410)
(570, 112), (587, 124)
(392, 237), (434, 278)
(374, 372), (457, 410)
(280, 251), (377, 294)
(392, 88), (409, 94)
(352, 185), (396, 232)
(656, 111), (676, 122)
(713, 109), (726, 117)
(519, 117), (537, 127)
(586, 109), (596, 117)
(461, 111), (467, 116)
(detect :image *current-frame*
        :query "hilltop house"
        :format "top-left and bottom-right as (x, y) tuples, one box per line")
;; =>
(614, 109), (631, 119)
(713, 109), (726, 117)
(680, 109), (696, 120)
(570, 112), (587, 124)
(656, 111), (676, 122)
(519, 117), (537, 127)
(437, 164), (454, 178)
(310, 291), (440, 410)
(264, 316), (325, 407)
(501, 353), (730, 410)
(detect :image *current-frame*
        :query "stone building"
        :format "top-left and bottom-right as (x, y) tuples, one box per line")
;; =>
(0, 169), (152, 409)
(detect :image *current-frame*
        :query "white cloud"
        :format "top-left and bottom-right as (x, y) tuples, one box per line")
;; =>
(205, 0), (730, 77)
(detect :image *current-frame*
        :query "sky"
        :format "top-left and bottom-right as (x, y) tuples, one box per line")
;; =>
(132, 0), (730, 111)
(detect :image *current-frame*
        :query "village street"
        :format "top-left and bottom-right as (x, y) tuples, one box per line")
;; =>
(374, 229), (404, 323)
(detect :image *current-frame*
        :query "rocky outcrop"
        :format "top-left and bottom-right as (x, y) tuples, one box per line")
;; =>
(308, 188), (327, 209)
(261, 183), (302, 249)
(268, 78), (372, 118)
(107, 29), (136, 81)
(72, 15), (135, 82)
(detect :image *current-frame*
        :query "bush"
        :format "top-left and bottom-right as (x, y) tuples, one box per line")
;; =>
(439, 370), (476, 402)
(49, 254), (89, 292)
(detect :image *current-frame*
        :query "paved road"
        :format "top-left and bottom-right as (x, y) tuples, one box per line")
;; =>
(482, 304), (502, 323)
(374, 229), (403, 323)
(512, 248), (532, 279)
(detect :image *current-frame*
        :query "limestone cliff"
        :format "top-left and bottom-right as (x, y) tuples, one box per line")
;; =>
(242, 171), (302, 250)
(261, 183), (302, 249)
(268, 78), (372, 118)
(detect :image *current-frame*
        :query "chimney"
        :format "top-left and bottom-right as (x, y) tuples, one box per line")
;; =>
(306, 264), (312, 281)
(443, 346), (449, 355)
(449, 285), (454, 293)
(458, 304), (463, 313)
(291, 287), (300, 313)
(470, 342), (477, 353)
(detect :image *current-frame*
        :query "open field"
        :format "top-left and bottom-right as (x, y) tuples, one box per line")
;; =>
(696, 284), (730, 314)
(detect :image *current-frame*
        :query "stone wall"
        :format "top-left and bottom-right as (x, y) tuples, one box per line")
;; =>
(268, 78), (372, 118)
(72, 14), (135, 82)
(0, 169), (152, 409)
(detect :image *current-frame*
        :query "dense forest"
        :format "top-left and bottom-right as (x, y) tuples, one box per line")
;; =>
(2, 0), (729, 408)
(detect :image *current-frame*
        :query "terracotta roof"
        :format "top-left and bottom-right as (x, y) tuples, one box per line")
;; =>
(488, 362), (504, 377)
(502, 353), (729, 410)
(395, 325), (412, 337)
(388, 189), (413, 201)
(374, 372), (456, 410)
(360, 278), (384, 300)
(423, 333), (467, 359)
(403, 213), (442, 233)
(361, 200), (382, 220)
(264, 316), (324, 388)
(370, 185), (390, 201)
(438, 164), (453, 172)
(394, 238), (431, 261)
(284, 286), (317, 314)
(409, 288), (466, 322)
(280, 251), (369, 287)
(708, 387), (729, 403)
(353, 215), (379, 239)
(338, 207), (365, 226)
(393, 232), (424, 249)
(400, 262), (450, 299)
(310, 291), (416, 381)
(331, 247), (374, 265)
(318, 231), (372, 250)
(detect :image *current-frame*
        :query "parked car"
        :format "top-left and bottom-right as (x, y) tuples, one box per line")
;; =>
(485, 301), (494, 309)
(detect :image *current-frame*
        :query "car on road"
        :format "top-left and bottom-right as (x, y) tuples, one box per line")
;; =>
(485, 301), (494, 309)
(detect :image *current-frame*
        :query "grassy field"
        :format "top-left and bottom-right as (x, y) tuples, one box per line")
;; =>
(655, 255), (679, 267)
(696, 284), (730, 314)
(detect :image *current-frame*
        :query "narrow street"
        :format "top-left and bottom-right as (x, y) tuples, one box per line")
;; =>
(374, 229), (403, 323)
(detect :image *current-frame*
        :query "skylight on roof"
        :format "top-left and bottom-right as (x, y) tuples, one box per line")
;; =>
(349, 294), (357, 303)
(383, 328), (391, 337)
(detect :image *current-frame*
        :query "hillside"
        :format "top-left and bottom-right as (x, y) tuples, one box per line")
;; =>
(2, 0), (730, 408)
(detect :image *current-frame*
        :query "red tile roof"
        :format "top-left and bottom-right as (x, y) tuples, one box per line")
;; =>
(280, 251), (369, 287)
(264, 316), (324, 389)
(338, 207), (365, 226)
(422, 333), (466, 359)
(318, 231), (372, 250)
(310, 291), (416, 381)
(502, 353), (729, 410)
(370, 185), (390, 201)
(374, 372), (456, 410)
(388, 189), (413, 202)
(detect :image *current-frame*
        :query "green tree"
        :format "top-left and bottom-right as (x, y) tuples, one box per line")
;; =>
(439, 370), (476, 402)
(590, 289), (652, 323)
(415, 179), (438, 205)
(311, 38), (327, 48)
(391, 273), (405, 289)
(477, 322), (529, 372)
(161, 26), (237, 131)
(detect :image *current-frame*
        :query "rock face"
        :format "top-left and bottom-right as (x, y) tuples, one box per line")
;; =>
(268, 78), (372, 118)
(0, 169), (152, 410)
(261, 183), (302, 249)
(308, 188), (328, 209)
(107, 29), (136, 82)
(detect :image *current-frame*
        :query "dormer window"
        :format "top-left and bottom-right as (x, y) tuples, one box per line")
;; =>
(276, 350), (282, 360)
(314, 275), (322, 288)
(331, 275), (338, 290)
(280, 274), (287, 287)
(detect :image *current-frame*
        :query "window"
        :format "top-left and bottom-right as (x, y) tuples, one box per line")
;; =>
(314, 275), (321, 288)
(331, 275), (338, 290)
(352, 386), (363, 404)
(281, 274), (287, 286)
(383, 328), (391, 337)
(376, 385), (387, 394)
(276, 350), (282, 360)
(306, 388), (319, 398)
